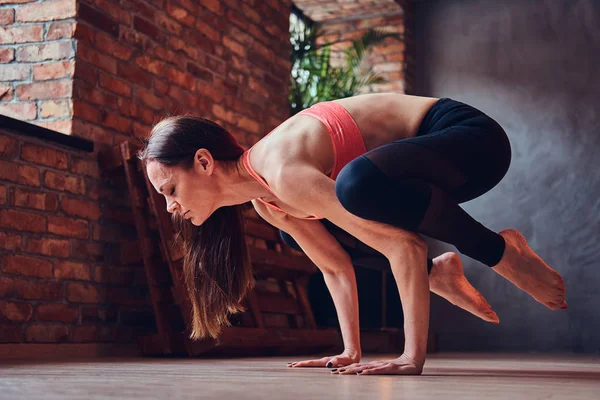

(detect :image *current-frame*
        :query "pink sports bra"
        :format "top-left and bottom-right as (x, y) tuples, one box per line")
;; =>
(242, 101), (367, 220)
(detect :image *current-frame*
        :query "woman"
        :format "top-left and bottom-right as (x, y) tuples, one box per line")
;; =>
(140, 93), (567, 376)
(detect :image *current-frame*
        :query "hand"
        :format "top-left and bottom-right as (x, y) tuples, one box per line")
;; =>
(331, 354), (423, 375)
(287, 349), (361, 368)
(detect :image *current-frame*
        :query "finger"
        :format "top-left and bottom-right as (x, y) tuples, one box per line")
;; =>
(336, 364), (368, 375)
(292, 359), (327, 368)
(358, 364), (395, 375)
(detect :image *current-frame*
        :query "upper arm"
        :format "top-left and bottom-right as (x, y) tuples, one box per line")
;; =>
(251, 198), (353, 274)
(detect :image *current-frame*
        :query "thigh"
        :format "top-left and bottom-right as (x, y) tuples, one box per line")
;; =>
(364, 122), (511, 203)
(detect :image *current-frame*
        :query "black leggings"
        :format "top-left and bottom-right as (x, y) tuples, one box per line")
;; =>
(281, 98), (512, 272)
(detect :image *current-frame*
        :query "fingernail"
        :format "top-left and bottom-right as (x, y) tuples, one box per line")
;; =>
(331, 368), (337, 372)
(326, 362), (333, 368)
(339, 369), (346, 373)
(357, 371), (363, 374)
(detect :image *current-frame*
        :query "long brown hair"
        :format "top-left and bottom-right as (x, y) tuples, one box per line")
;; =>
(138, 116), (254, 340)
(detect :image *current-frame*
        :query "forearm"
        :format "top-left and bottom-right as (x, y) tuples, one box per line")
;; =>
(282, 219), (362, 356)
(388, 241), (430, 366)
(322, 268), (361, 357)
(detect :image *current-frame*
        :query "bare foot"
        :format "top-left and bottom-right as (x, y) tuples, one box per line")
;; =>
(429, 252), (499, 324)
(492, 229), (567, 310)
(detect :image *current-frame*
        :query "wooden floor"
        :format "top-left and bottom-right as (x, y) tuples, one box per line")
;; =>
(1, 353), (599, 399)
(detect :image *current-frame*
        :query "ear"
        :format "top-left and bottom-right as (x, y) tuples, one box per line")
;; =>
(193, 148), (215, 175)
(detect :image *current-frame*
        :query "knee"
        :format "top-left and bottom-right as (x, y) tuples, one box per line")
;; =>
(335, 156), (382, 215)
(279, 230), (303, 252)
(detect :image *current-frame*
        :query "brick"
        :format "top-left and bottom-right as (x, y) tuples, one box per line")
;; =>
(154, 12), (182, 36)
(119, 26), (152, 52)
(75, 83), (117, 109)
(186, 63), (213, 82)
(73, 60), (96, 84)
(0, 24), (43, 44)
(60, 196), (101, 220)
(135, 55), (167, 76)
(0, 0), (38, 3)
(223, 37), (246, 57)
(0, 9), (15, 25)
(100, 112), (132, 134)
(43, 170), (85, 194)
(153, 46), (176, 63)
(135, 87), (163, 111)
(16, 80), (72, 100)
(33, 61), (74, 81)
(1, 254), (53, 278)
(39, 99), (70, 119)
(78, 43), (117, 74)
(0, 232), (22, 251)
(25, 237), (69, 257)
(201, 0), (222, 15)
(70, 119), (113, 145)
(34, 303), (78, 323)
(70, 240), (104, 261)
(128, 0), (155, 20)
(16, 0), (75, 22)
(72, 100), (102, 123)
(12, 187), (59, 211)
(212, 104), (237, 125)
(133, 16), (164, 43)
(25, 324), (69, 342)
(237, 116), (260, 134)
(0, 185), (5, 204)
(86, 0), (131, 25)
(48, 215), (88, 238)
(166, 2), (194, 27)
(47, 21), (74, 40)
(181, 28), (213, 54)
(167, 36), (197, 59)
(95, 32), (133, 61)
(98, 72), (131, 97)
(0, 209), (45, 234)
(0, 102), (36, 120)
(21, 143), (68, 169)
(117, 63), (152, 88)
(0, 85), (13, 101)
(0, 301), (33, 322)
(0, 160), (40, 186)
(67, 282), (105, 303)
(0, 275), (15, 297)
(166, 67), (195, 90)
(35, 120), (71, 135)
(73, 22), (94, 43)
(54, 260), (91, 280)
(0, 48), (14, 63)
(70, 157), (99, 178)
(14, 278), (63, 300)
(0, 323), (23, 343)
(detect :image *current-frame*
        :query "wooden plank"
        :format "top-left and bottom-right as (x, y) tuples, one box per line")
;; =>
(249, 247), (316, 274)
(244, 219), (280, 242)
(255, 290), (300, 315)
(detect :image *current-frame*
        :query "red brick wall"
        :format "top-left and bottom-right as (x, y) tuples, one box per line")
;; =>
(0, 128), (149, 344)
(72, 0), (292, 149)
(317, 14), (406, 93)
(1, 0), (294, 348)
(295, 0), (407, 94)
(0, 0), (76, 134)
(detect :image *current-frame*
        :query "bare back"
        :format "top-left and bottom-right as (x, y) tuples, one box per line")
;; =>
(247, 93), (439, 218)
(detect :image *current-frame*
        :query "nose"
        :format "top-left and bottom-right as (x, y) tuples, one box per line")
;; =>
(166, 200), (178, 214)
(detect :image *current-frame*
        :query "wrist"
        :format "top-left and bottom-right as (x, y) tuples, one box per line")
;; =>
(343, 348), (362, 359)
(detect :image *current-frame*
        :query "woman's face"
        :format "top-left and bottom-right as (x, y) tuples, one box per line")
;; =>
(146, 151), (216, 226)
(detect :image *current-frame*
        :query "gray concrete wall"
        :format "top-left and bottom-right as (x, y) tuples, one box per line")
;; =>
(413, 0), (600, 352)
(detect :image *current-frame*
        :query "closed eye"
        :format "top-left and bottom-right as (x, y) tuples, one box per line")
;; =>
(170, 187), (175, 196)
